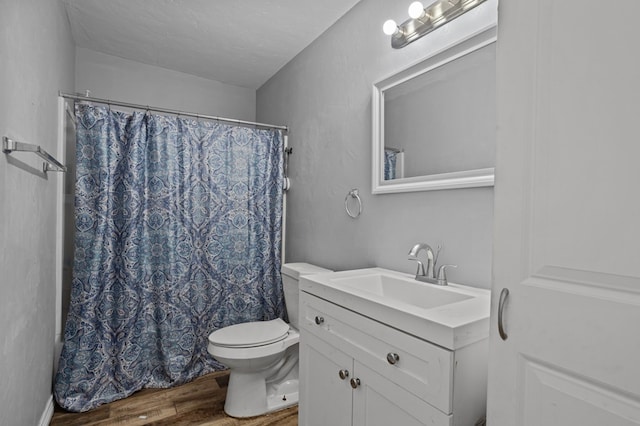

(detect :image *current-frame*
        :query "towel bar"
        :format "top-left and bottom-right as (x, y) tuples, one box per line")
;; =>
(2, 136), (66, 173)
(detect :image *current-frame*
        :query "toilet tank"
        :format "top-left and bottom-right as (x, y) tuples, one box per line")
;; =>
(281, 262), (332, 329)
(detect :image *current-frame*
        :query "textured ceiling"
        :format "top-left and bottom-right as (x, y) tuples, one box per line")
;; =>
(63, 0), (361, 89)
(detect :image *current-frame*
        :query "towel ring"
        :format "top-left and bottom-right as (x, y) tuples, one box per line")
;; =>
(345, 189), (362, 219)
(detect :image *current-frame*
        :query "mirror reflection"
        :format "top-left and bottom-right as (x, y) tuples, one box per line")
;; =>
(372, 27), (497, 194)
(383, 42), (496, 180)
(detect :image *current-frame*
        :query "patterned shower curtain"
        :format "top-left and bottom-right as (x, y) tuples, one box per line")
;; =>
(384, 149), (398, 180)
(54, 104), (285, 412)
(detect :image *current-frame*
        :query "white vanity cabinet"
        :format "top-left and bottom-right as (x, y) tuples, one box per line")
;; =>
(299, 291), (488, 426)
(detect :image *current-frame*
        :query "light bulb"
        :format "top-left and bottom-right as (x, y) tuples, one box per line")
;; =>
(408, 1), (425, 19)
(382, 19), (398, 36)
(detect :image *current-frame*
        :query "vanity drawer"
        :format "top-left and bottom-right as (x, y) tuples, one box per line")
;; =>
(301, 292), (454, 414)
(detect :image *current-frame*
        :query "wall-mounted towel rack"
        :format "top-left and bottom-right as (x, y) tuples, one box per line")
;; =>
(2, 136), (66, 173)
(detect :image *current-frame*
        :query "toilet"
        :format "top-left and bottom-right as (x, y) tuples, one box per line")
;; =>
(207, 262), (331, 418)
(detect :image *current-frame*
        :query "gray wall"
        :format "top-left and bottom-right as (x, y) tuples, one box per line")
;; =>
(76, 48), (256, 120)
(0, 0), (75, 424)
(257, 0), (496, 288)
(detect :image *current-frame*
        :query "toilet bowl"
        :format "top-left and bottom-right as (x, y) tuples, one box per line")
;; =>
(207, 262), (331, 418)
(208, 318), (300, 417)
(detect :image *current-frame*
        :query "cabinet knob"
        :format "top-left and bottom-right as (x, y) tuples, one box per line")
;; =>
(314, 316), (324, 325)
(349, 378), (361, 389)
(386, 352), (400, 365)
(338, 369), (350, 380)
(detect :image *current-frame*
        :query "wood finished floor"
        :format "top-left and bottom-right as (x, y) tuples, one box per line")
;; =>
(50, 370), (298, 426)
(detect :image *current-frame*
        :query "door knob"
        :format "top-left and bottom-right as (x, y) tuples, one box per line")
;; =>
(386, 352), (400, 365)
(314, 316), (324, 325)
(338, 369), (349, 380)
(350, 378), (361, 389)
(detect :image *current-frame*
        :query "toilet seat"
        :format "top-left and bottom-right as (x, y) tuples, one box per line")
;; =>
(208, 318), (290, 348)
(208, 318), (299, 362)
(208, 327), (299, 361)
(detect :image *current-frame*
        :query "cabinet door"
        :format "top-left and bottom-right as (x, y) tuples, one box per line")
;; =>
(299, 331), (353, 426)
(351, 361), (452, 426)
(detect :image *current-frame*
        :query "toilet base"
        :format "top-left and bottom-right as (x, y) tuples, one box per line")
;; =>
(266, 379), (299, 413)
(223, 359), (299, 418)
(224, 375), (299, 418)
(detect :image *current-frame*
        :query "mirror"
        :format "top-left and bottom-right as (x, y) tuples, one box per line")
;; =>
(372, 27), (497, 194)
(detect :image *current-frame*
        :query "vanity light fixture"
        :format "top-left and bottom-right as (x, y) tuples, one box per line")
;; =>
(383, 0), (488, 48)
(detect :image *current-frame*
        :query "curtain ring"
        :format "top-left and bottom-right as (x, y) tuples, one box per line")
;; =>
(345, 189), (362, 219)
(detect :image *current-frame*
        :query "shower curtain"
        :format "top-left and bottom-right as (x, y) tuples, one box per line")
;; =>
(384, 148), (398, 180)
(54, 104), (285, 412)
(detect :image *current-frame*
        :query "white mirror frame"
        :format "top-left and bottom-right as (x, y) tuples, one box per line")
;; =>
(372, 25), (497, 194)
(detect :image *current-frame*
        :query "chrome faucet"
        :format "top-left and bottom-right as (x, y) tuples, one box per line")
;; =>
(408, 243), (436, 281)
(408, 243), (456, 286)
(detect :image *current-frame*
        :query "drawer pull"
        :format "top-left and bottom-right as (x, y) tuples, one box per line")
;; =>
(338, 369), (349, 380)
(314, 316), (324, 325)
(350, 378), (361, 389)
(386, 352), (400, 365)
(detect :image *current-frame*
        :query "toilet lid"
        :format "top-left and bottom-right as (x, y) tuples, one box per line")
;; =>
(208, 318), (290, 348)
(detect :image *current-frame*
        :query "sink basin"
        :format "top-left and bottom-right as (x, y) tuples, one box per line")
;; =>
(331, 273), (473, 310)
(300, 267), (490, 350)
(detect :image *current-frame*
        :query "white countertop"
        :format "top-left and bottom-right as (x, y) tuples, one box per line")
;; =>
(300, 267), (491, 350)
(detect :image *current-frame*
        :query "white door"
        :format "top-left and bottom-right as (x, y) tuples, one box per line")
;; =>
(487, 1), (640, 425)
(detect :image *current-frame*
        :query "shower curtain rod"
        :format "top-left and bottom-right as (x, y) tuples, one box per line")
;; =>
(59, 91), (289, 132)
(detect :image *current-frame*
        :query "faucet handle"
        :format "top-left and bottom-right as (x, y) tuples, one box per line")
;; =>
(436, 264), (457, 285)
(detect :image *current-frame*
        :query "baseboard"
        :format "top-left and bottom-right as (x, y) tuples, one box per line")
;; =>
(38, 395), (54, 426)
